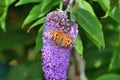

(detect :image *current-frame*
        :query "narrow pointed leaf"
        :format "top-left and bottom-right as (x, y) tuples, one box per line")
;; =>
(22, 3), (42, 28)
(97, 0), (120, 24)
(0, 0), (8, 31)
(33, 25), (44, 57)
(28, 17), (45, 32)
(74, 35), (83, 55)
(0, 0), (15, 31)
(22, 0), (62, 28)
(72, 1), (105, 50)
(15, 0), (41, 6)
(96, 74), (120, 80)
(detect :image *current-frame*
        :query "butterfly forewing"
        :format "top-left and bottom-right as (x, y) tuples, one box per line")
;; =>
(62, 34), (73, 47)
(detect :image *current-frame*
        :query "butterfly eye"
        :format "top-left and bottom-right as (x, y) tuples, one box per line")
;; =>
(67, 39), (71, 43)
(55, 34), (58, 37)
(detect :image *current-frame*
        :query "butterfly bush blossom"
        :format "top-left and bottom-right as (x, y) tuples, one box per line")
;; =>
(42, 10), (78, 80)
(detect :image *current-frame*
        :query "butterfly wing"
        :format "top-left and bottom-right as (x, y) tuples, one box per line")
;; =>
(50, 30), (64, 46)
(62, 34), (73, 47)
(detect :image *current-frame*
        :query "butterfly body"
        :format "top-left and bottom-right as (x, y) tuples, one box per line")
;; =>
(50, 30), (73, 47)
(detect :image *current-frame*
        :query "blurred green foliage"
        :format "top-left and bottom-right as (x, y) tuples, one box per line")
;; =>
(0, 0), (120, 80)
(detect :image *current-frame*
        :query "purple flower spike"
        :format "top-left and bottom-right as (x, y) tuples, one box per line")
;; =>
(42, 10), (78, 80)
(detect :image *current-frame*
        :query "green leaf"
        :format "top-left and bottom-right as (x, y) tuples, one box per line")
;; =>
(74, 35), (83, 55)
(22, 0), (62, 28)
(22, 3), (42, 28)
(0, 0), (15, 31)
(0, 0), (5, 17)
(72, 1), (105, 50)
(96, 73), (120, 80)
(28, 17), (45, 32)
(33, 25), (44, 58)
(0, 0), (8, 31)
(6, 60), (43, 80)
(40, 0), (51, 11)
(15, 0), (41, 6)
(0, 11), (6, 31)
(109, 0), (119, 11)
(109, 46), (120, 71)
(40, 0), (62, 11)
(9, 0), (15, 5)
(97, 0), (120, 24)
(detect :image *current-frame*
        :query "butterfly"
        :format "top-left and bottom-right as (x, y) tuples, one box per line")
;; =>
(49, 30), (73, 47)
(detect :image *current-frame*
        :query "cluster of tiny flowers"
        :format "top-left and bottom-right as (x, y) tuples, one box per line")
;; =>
(41, 10), (78, 80)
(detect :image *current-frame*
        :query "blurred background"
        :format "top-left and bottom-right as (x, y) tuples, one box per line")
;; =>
(0, 1), (44, 80)
(0, 0), (120, 80)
